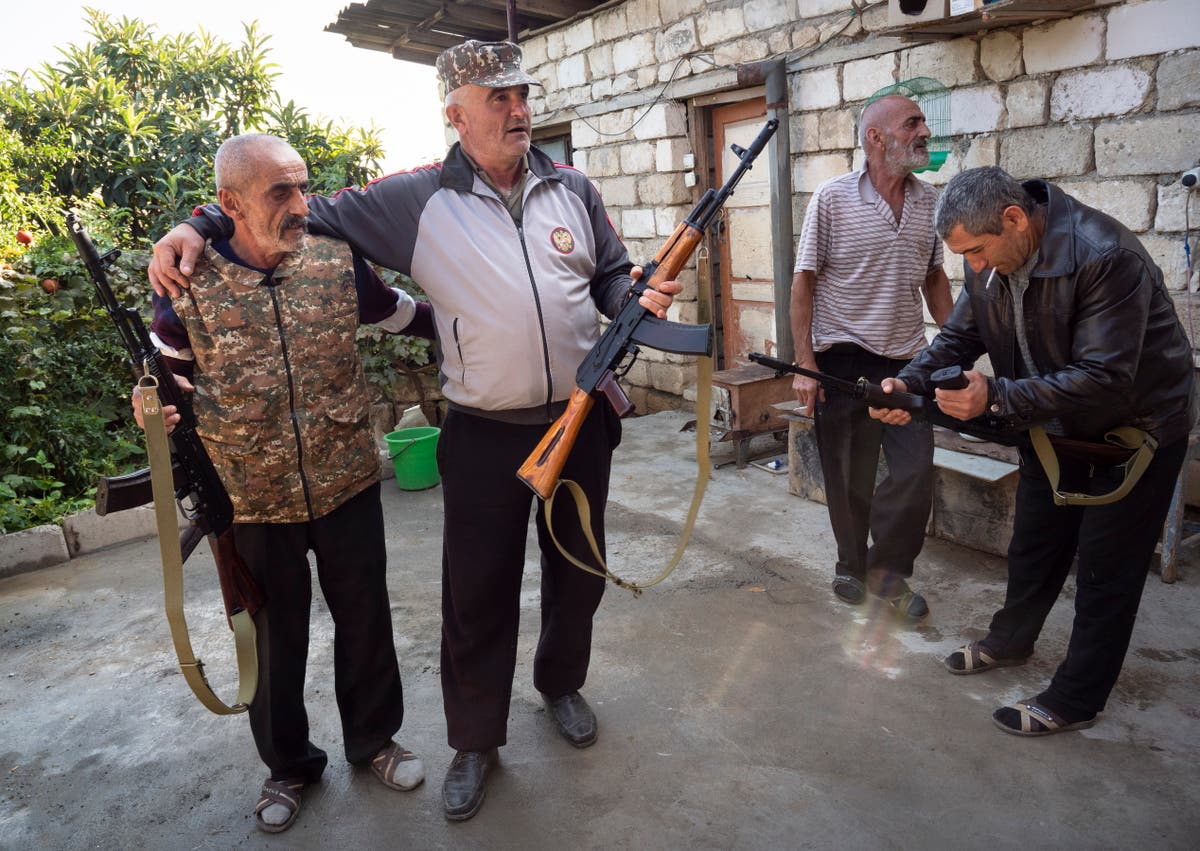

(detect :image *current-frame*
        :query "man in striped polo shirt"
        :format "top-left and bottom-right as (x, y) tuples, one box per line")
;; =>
(790, 94), (952, 619)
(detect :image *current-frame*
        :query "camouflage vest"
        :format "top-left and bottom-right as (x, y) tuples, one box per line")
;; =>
(172, 235), (379, 523)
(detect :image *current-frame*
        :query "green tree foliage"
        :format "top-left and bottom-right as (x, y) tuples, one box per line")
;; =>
(0, 231), (146, 534)
(0, 9), (387, 243)
(0, 10), (431, 533)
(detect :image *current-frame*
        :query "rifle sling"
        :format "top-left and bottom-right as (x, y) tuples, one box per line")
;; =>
(139, 372), (257, 715)
(543, 263), (714, 594)
(543, 353), (712, 595)
(1029, 424), (1157, 507)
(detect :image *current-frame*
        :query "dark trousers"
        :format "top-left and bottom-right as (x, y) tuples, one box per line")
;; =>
(813, 344), (934, 581)
(436, 404), (619, 752)
(234, 482), (404, 782)
(985, 437), (1187, 717)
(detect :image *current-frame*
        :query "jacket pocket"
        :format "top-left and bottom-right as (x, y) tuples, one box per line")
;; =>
(324, 387), (371, 424)
(197, 419), (271, 514)
(451, 316), (468, 388)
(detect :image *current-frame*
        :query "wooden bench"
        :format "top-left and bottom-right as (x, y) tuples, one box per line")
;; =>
(709, 364), (794, 468)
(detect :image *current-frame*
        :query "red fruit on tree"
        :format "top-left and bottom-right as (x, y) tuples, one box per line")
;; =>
(16, 230), (32, 245)
(41, 278), (59, 293)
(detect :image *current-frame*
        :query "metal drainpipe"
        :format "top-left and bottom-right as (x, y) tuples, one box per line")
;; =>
(507, 0), (518, 41)
(737, 59), (794, 362)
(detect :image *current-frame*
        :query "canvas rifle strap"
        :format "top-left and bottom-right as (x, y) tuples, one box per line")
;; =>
(543, 259), (714, 596)
(1029, 424), (1157, 506)
(139, 371), (257, 714)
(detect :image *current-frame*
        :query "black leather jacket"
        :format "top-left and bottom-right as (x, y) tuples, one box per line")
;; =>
(899, 180), (1194, 445)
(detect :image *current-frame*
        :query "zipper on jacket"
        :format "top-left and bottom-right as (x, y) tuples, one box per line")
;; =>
(268, 285), (315, 520)
(516, 221), (556, 419)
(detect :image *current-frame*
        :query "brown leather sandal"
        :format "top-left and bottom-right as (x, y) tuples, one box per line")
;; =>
(992, 699), (1097, 737)
(254, 778), (304, 834)
(944, 641), (1029, 675)
(371, 741), (426, 791)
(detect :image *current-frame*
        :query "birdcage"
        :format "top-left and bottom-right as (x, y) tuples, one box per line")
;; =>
(864, 76), (951, 173)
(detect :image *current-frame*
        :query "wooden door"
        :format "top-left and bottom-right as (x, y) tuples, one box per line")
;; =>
(712, 99), (776, 367)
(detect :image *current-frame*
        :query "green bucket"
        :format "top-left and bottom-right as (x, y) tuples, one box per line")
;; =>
(385, 426), (441, 490)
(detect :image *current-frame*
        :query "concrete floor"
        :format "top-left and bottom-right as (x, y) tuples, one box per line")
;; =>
(1, 411), (1198, 850)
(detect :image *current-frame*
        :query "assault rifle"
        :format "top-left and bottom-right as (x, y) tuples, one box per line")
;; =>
(518, 118), (779, 499)
(67, 213), (264, 622)
(748, 351), (930, 414)
(748, 352), (1135, 464)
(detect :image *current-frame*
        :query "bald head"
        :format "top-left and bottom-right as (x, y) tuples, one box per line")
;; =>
(214, 134), (301, 193)
(213, 133), (310, 268)
(859, 95), (913, 149)
(858, 94), (931, 174)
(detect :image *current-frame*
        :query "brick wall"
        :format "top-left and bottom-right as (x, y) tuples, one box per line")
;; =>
(450, 0), (1200, 410)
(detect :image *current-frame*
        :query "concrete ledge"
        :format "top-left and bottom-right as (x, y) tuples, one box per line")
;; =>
(0, 524), (71, 578)
(1, 502), (190, 576)
(930, 449), (1017, 556)
(63, 505), (159, 556)
(3, 444), (415, 577)
(783, 412), (1019, 557)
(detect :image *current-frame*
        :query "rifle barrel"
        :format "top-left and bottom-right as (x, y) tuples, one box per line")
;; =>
(747, 352), (860, 395)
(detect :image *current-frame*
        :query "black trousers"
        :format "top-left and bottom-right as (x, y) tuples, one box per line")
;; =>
(984, 437), (1187, 717)
(436, 404), (619, 752)
(813, 344), (934, 582)
(234, 482), (404, 782)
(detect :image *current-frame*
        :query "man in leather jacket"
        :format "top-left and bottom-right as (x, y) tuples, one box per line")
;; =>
(872, 166), (1194, 736)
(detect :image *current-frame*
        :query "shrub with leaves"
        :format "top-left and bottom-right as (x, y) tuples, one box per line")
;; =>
(0, 12), (431, 533)
(0, 9), (386, 247)
(0, 225), (145, 534)
(356, 268), (436, 402)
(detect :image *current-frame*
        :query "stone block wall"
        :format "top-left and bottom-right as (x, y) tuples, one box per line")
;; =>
(448, 0), (1200, 411)
(784, 0), (1200, 312)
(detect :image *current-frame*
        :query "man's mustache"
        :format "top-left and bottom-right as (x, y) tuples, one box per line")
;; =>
(280, 215), (307, 233)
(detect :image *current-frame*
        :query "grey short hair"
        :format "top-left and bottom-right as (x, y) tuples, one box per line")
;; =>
(214, 134), (297, 193)
(933, 166), (1037, 239)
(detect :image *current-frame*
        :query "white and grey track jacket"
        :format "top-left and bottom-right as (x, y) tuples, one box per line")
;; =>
(194, 143), (634, 424)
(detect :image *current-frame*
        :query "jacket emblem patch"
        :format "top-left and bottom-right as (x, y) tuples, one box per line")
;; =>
(550, 226), (575, 255)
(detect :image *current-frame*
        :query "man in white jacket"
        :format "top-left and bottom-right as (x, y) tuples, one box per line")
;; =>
(149, 39), (680, 823)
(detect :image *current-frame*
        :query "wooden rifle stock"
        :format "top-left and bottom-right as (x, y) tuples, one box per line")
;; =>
(517, 226), (708, 500)
(517, 388), (596, 500)
(517, 117), (778, 500)
(212, 531), (265, 622)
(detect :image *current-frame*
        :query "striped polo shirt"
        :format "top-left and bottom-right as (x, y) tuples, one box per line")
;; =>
(795, 166), (943, 359)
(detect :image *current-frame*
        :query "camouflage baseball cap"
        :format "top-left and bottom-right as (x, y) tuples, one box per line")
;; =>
(436, 40), (541, 92)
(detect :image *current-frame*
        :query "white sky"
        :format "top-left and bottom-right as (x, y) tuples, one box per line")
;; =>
(4, 1), (449, 174)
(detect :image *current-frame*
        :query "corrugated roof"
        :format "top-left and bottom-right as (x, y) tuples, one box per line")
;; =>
(325, 0), (610, 66)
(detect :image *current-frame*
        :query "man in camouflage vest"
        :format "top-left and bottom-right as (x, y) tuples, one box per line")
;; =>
(148, 41), (681, 823)
(137, 134), (434, 834)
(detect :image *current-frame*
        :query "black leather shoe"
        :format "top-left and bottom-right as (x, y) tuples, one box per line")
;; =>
(832, 574), (866, 605)
(442, 749), (496, 822)
(545, 690), (598, 748)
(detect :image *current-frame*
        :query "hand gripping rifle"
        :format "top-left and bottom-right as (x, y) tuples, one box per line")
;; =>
(68, 212), (262, 714)
(519, 118), (779, 500)
(749, 352), (1147, 471)
(748, 351), (931, 415)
